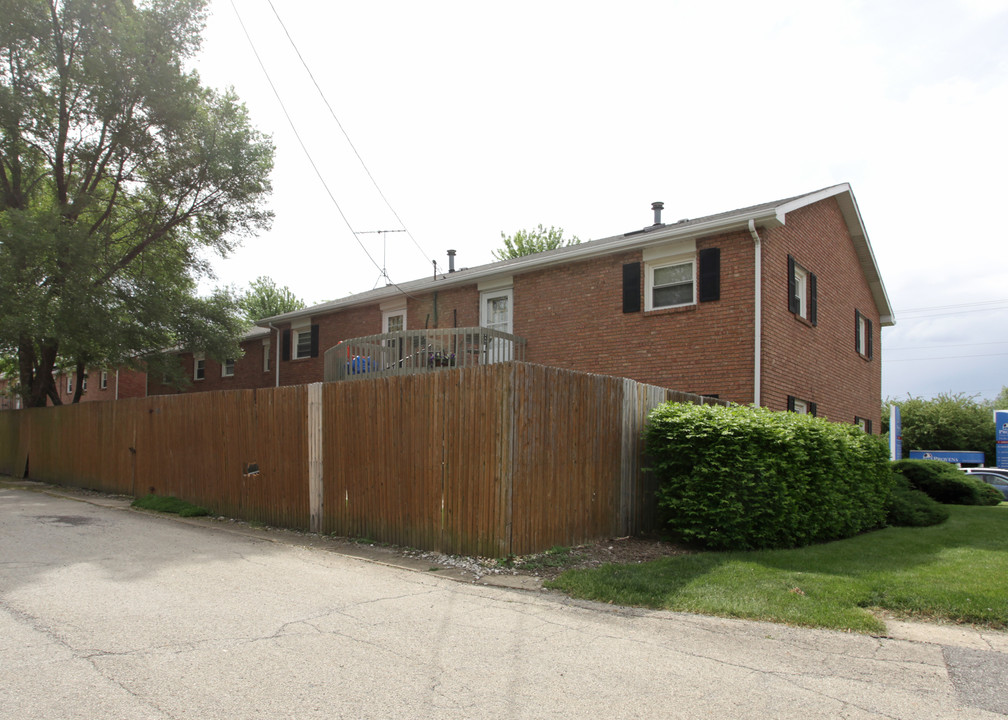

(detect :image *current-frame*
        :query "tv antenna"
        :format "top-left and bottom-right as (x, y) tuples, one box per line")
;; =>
(356, 229), (406, 288)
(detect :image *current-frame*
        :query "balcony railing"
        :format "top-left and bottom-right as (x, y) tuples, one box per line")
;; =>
(323, 327), (527, 382)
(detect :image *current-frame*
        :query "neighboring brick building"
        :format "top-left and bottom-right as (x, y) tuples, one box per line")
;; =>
(243, 183), (892, 431)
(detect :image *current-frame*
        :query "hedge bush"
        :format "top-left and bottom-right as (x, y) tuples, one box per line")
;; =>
(885, 474), (950, 526)
(892, 459), (1002, 506)
(644, 403), (892, 550)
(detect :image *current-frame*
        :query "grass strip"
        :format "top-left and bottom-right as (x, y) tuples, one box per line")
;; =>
(132, 494), (210, 518)
(546, 505), (1008, 633)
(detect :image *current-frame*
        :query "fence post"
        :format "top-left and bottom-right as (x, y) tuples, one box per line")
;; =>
(308, 383), (323, 533)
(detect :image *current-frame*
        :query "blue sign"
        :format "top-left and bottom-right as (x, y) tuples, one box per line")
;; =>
(890, 405), (902, 461)
(996, 410), (1008, 469)
(909, 450), (985, 465)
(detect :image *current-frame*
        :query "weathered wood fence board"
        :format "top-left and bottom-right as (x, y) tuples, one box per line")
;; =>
(0, 363), (723, 556)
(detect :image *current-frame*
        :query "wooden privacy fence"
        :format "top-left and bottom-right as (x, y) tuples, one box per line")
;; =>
(0, 363), (724, 557)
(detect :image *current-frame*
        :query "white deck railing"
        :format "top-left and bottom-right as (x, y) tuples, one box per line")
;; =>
(323, 327), (527, 382)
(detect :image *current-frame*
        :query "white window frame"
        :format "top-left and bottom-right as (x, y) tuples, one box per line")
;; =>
(222, 358), (235, 377)
(793, 263), (809, 320)
(100, 371), (108, 390)
(381, 300), (407, 334)
(262, 339), (271, 373)
(480, 287), (514, 334)
(81, 373), (87, 392)
(645, 257), (696, 311)
(291, 321), (313, 360)
(66, 377), (73, 394)
(857, 313), (869, 356)
(193, 353), (205, 381)
(792, 398), (808, 415)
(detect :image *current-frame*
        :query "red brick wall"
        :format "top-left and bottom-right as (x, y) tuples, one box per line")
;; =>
(760, 198), (882, 431)
(148, 336), (276, 396)
(515, 233), (757, 404)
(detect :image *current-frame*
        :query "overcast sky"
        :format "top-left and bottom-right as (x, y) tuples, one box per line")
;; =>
(194, 0), (1008, 402)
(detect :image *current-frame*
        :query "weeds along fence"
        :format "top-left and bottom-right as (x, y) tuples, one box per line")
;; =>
(0, 363), (723, 557)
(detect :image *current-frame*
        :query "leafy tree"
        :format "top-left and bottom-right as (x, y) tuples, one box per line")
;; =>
(492, 224), (579, 261)
(993, 385), (1008, 409)
(883, 393), (996, 463)
(0, 0), (274, 406)
(238, 276), (306, 322)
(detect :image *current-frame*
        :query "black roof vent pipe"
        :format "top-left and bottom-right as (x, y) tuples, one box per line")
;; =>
(652, 201), (664, 226)
(447, 249), (456, 272)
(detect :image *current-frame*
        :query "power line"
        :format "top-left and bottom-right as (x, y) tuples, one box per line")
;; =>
(264, 0), (435, 269)
(886, 352), (1008, 362)
(899, 298), (1008, 313)
(887, 340), (1008, 352)
(228, 1), (420, 300)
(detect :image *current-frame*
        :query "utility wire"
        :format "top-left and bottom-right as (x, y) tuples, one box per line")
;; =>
(887, 340), (1008, 352)
(264, 0), (436, 269)
(899, 298), (1008, 313)
(886, 352), (1008, 362)
(229, 1), (420, 299)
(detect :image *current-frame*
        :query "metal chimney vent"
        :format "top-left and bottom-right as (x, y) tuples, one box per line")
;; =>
(652, 201), (664, 226)
(447, 249), (456, 273)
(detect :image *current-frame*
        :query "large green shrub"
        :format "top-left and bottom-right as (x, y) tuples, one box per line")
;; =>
(886, 474), (950, 526)
(644, 403), (892, 550)
(892, 459), (1001, 506)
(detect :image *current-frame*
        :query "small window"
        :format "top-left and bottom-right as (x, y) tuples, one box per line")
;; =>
(295, 329), (312, 359)
(81, 373), (87, 392)
(646, 259), (695, 310)
(787, 395), (817, 416)
(194, 354), (205, 381)
(262, 340), (271, 373)
(100, 371), (108, 390)
(855, 416), (872, 433)
(788, 255), (817, 325)
(290, 324), (319, 360)
(222, 358), (235, 377)
(66, 377), (73, 394)
(855, 310), (873, 358)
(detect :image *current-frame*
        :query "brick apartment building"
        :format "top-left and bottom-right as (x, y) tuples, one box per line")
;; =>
(146, 183), (891, 431)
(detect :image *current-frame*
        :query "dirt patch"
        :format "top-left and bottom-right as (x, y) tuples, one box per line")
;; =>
(402, 535), (694, 581)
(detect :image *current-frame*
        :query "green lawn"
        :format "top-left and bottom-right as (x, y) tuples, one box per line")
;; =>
(546, 505), (1008, 633)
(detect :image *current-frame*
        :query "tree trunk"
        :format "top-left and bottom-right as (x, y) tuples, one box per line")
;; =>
(18, 336), (62, 407)
(72, 360), (85, 403)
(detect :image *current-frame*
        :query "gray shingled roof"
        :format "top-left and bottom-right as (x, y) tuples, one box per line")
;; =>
(257, 183), (893, 326)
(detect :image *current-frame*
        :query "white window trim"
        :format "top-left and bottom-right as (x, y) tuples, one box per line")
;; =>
(291, 320), (313, 360)
(793, 263), (809, 319)
(193, 353), (205, 381)
(66, 377), (73, 394)
(857, 313), (869, 355)
(381, 305), (407, 334)
(262, 339), (271, 373)
(100, 371), (108, 390)
(81, 373), (87, 392)
(222, 358), (235, 377)
(644, 253), (697, 311)
(480, 287), (514, 334)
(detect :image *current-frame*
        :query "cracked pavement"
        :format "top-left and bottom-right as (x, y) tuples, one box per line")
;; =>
(1, 481), (1006, 719)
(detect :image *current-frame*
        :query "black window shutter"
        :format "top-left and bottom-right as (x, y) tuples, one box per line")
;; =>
(787, 395), (796, 412)
(622, 262), (641, 313)
(282, 329), (291, 361)
(855, 310), (862, 353)
(787, 255), (798, 313)
(866, 419), (872, 434)
(866, 317), (873, 359)
(808, 272), (818, 326)
(310, 324), (320, 358)
(809, 402), (818, 417)
(698, 248), (720, 302)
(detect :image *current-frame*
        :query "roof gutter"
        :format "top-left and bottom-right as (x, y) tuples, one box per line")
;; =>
(268, 322), (280, 388)
(748, 219), (763, 407)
